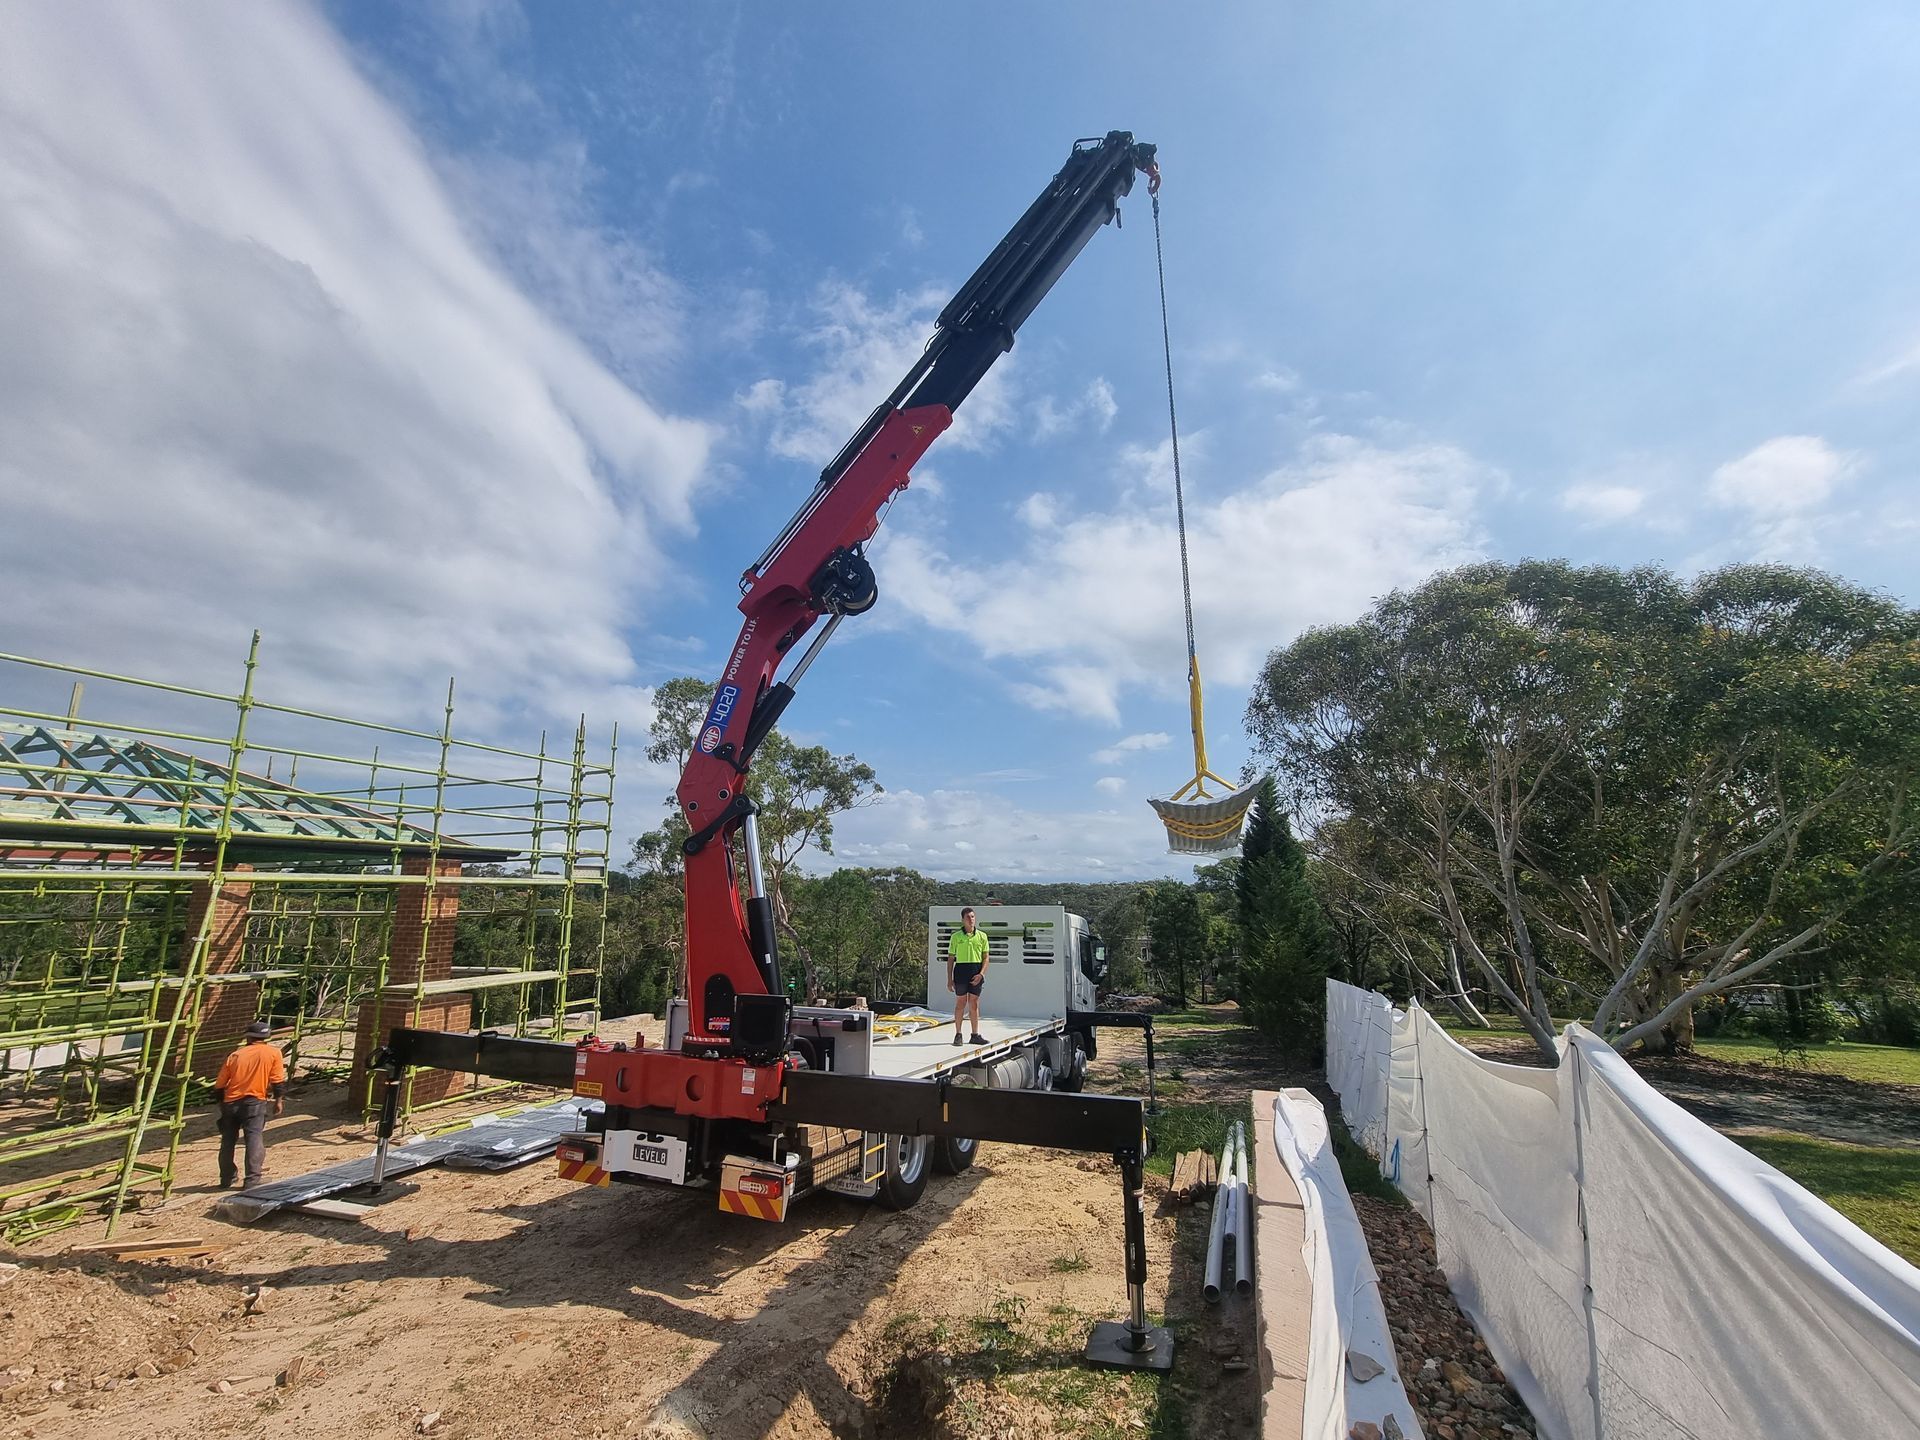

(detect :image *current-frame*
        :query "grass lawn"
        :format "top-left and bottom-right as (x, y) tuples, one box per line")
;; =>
(1736, 1132), (1920, 1266)
(1142, 1098), (1250, 1177)
(1330, 1114), (1405, 1205)
(1688, 1035), (1920, 1086)
(1433, 1015), (1570, 1055)
(1148, 1007), (1236, 1028)
(1435, 1013), (1920, 1086)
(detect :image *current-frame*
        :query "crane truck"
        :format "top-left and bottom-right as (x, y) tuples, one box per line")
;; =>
(370, 131), (1174, 1372)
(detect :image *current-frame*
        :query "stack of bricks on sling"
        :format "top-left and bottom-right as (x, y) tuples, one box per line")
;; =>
(352, 858), (470, 1106)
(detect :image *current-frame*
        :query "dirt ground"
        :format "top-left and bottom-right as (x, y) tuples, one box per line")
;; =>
(1462, 1036), (1920, 1150)
(2, 1017), (1273, 1440)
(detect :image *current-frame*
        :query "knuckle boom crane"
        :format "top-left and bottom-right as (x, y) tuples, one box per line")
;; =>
(682, 128), (1158, 1044)
(372, 132), (1175, 1372)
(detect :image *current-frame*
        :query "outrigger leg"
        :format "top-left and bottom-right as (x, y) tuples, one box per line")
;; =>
(1084, 1144), (1175, 1371)
(368, 1047), (402, 1190)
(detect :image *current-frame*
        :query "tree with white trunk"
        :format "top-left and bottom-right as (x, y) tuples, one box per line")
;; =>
(1246, 560), (1920, 1063)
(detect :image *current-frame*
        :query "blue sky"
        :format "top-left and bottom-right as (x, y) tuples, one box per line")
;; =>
(4, 3), (1916, 880)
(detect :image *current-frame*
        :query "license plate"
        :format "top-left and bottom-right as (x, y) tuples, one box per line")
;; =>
(617, 1130), (688, 1183)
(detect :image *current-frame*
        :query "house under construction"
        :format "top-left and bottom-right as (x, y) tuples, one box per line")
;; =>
(0, 634), (615, 1241)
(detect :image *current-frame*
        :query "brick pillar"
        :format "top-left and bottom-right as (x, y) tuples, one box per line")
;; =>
(352, 857), (468, 1106)
(172, 867), (258, 1079)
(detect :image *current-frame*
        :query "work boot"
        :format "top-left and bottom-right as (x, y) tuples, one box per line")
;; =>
(952, 1033), (964, 1045)
(970, 1032), (985, 1044)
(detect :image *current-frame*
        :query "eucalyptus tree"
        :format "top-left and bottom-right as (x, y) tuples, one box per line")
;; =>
(1249, 561), (1920, 1060)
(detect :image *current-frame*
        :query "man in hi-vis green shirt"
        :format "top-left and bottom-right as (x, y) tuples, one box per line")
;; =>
(946, 906), (989, 1045)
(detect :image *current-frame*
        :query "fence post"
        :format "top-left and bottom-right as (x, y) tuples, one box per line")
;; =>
(1410, 1003), (1439, 1239)
(1568, 1040), (1607, 1440)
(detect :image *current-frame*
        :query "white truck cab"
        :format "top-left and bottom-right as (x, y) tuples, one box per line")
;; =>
(927, 903), (1105, 1026)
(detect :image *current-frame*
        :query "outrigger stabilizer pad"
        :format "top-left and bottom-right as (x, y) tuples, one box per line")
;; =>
(1085, 1151), (1176, 1372)
(1084, 1319), (1176, 1373)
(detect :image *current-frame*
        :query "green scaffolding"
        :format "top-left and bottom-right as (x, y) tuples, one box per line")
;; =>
(0, 634), (616, 1242)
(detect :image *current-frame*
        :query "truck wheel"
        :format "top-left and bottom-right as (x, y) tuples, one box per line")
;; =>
(933, 1129), (978, 1174)
(933, 1072), (982, 1174)
(1053, 1039), (1088, 1093)
(876, 1133), (931, 1209)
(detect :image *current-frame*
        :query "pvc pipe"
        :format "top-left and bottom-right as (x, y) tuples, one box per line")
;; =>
(1232, 1120), (1253, 1295)
(1204, 1184), (1235, 1303)
(1202, 1128), (1236, 1302)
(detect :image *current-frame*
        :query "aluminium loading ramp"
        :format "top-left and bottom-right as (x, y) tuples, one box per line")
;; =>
(215, 1097), (600, 1223)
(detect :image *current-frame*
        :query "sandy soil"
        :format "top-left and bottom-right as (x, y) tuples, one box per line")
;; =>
(3, 1018), (1266, 1440)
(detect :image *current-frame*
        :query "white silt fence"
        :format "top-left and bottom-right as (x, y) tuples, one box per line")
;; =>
(1322, 978), (1920, 1440)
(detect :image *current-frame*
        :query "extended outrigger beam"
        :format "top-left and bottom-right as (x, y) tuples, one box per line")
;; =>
(367, 1024), (1173, 1373)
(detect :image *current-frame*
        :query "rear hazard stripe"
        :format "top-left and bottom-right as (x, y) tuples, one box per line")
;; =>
(556, 1157), (609, 1186)
(718, 1188), (784, 1221)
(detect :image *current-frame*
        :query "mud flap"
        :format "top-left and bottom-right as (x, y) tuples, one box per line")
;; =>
(556, 1138), (610, 1187)
(718, 1155), (792, 1221)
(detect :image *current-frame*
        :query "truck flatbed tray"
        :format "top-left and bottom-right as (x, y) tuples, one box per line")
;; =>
(864, 1012), (1062, 1081)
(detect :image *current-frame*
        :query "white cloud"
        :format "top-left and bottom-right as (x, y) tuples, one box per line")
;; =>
(1094, 776), (1127, 796)
(875, 433), (1489, 722)
(1561, 482), (1646, 524)
(1084, 377), (1119, 431)
(1034, 377), (1119, 439)
(750, 281), (1017, 463)
(1092, 732), (1172, 766)
(1708, 436), (1856, 516)
(1853, 343), (1920, 388)
(736, 377), (785, 416)
(898, 206), (925, 250)
(1252, 368), (1301, 394)
(440, 142), (686, 385)
(0, 5), (712, 735)
(1017, 493), (1062, 528)
(828, 786), (1193, 882)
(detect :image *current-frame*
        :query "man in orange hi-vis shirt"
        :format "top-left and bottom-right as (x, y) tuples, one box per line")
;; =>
(213, 1019), (287, 1189)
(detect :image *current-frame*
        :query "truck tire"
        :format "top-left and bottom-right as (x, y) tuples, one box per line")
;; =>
(933, 1129), (978, 1174)
(1053, 1037), (1088, 1093)
(876, 1133), (931, 1209)
(933, 1073), (981, 1174)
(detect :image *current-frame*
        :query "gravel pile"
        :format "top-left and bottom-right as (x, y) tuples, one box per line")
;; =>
(1349, 1193), (1540, 1440)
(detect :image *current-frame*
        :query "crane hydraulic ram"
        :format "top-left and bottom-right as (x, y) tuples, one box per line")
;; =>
(373, 132), (1174, 1373)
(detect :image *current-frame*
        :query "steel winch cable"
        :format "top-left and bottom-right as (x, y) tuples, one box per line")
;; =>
(1144, 184), (1257, 850)
(1150, 189), (1199, 672)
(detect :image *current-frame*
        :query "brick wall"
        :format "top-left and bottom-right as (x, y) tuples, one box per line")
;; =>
(389, 856), (461, 985)
(350, 857), (469, 1106)
(351, 996), (473, 1107)
(170, 869), (258, 1080)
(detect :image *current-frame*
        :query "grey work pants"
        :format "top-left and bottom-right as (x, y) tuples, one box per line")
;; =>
(218, 1097), (271, 1188)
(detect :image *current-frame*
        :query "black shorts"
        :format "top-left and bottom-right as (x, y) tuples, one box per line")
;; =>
(953, 963), (983, 995)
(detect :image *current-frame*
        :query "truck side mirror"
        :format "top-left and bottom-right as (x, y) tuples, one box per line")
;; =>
(1083, 938), (1108, 983)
